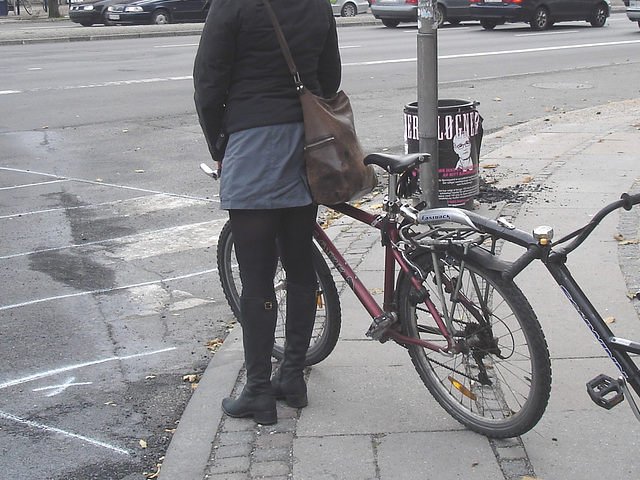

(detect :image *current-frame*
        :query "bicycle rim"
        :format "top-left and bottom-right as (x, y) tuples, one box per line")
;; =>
(399, 251), (551, 437)
(216, 221), (341, 365)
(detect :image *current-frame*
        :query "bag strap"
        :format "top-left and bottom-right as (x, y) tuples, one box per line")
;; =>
(261, 0), (302, 88)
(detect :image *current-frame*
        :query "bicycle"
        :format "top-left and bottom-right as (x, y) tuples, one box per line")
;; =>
(16, 0), (32, 15)
(208, 152), (640, 438)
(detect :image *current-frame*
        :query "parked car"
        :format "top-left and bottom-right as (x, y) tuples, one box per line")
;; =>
(371, 0), (472, 28)
(331, 0), (369, 16)
(106, 0), (209, 25)
(623, 0), (640, 28)
(69, 0), (120, 26)
(470, 0), (610, 31)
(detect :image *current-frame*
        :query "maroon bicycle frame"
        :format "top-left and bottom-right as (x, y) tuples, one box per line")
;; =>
(313, 203), (455, 353)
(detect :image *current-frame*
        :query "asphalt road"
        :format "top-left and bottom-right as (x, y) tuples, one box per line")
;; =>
(1, 14), (639, 479)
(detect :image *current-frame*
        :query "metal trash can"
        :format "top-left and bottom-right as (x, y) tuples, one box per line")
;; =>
(403, 100), (483, 207)
(0, 0), (9, 16)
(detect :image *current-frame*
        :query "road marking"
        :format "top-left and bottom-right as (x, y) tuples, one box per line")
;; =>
(0, 410), (129, 455)
(154, 43), (199, 48)
(0, 347), (176, 390)
(0, 166), (217, 203)
(516, 29), (579, 37)
(0, 269), (217, 312)
(2, 39), (639, 95)
(0, 218), (219, 260)
(342, 39), (640, 65)
(0, 179), (68, 191)
(33, 376), (93, 397)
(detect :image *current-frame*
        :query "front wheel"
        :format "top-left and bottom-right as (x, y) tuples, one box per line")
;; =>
(589, 3), (607, 27)
(397, 251), (551, 438)
(216, 220), (342, 366)
(21, 0), (32, 14)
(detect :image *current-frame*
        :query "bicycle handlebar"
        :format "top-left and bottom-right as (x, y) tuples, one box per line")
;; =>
(502, 245), (541, 282)
(620, 192), (640, 211)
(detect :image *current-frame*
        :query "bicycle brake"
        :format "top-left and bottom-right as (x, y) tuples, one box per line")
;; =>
(366, 312), (398, 342)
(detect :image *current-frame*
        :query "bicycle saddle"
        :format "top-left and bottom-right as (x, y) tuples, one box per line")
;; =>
(364, 152), (430, 174)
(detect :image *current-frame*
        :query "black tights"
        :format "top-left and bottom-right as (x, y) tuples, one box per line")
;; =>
(229, 204), (318, 300)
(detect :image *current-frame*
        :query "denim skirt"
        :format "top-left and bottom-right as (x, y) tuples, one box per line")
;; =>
(219, 122), (313, 210)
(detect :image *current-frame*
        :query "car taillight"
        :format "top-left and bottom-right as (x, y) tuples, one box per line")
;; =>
(406, 0), (418, 4)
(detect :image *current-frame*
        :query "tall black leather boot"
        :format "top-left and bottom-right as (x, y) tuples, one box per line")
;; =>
(272, 283), (317, 408)
(222, 296), (277, 425)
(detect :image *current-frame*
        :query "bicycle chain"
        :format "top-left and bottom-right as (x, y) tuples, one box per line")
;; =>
(425, 353), (477, 382)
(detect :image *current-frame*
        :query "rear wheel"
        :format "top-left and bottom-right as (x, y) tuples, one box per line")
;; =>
(589, 3), (607, 27)
(381, 18), (400, 28)
(341, 2), (356, 17)
(480, 19), (497, 30)
(398, 251), (551, 438)
(150, 9), (170, 24)
(435, 4), (445, 27)
(216, 221), (342, 366)
(530, 6), (550, 30)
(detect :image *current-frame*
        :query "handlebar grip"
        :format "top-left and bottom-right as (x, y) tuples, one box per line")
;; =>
(502, 245), (540, 282)
(620, 192), (640, 211)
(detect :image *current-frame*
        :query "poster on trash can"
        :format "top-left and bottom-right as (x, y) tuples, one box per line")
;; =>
(403, 100), (483, 207)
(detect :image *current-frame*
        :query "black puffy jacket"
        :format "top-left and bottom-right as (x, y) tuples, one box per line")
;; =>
(193, 0), (342, 158)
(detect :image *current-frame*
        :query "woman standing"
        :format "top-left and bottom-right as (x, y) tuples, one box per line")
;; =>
(193, 0), (342, 424)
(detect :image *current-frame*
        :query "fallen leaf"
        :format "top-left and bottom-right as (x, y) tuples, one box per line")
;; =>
(604, 317), (615, 324)
(523, 176), (532, 183)
(614, 233), (625, 241)
(369, 288), (383, 295)
(619, 239), (639, 245)
(139, 439), (148, 449)
(182, 374), (201, 383)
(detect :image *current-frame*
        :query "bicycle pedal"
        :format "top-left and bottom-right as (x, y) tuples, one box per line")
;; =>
(366, 312), (397, 342)
(586, 374), (625, 410)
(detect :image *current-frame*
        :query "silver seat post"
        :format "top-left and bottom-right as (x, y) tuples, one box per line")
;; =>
(387, 173), (398, 206)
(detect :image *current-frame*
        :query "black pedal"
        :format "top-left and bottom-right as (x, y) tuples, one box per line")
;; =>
(366, 312), (396, 342)
(586, 374), (625, 410)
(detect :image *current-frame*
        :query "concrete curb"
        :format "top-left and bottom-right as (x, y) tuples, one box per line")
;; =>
(157, 325), (244, 480)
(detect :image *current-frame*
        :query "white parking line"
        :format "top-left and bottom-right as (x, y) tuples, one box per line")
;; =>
(33, 377), (93, 397)
(0, 347), (176, 390)
(0, 410), (129, 455)
(0, 269), (217, 312)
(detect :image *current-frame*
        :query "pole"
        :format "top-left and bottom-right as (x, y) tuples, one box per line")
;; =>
(417, 0), (439, 207)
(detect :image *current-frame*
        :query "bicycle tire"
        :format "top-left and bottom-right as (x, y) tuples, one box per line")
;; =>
(398, 251), (551, 438)
(21, 0), (32, 15)
(216, 220), (341, 366)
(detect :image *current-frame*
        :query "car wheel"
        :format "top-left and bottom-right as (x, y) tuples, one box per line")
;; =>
(80, 21), (93, 26)
(435, 4), (445, 27)
(480, 19), (497, 30)
(589, 3), (607, 27)
(381, 18), (400, 27)
(530, 6), (550, 30)
(151, 9), (170, 24)
(102, 10), (114, 26)
(341, 2), (356, 17)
